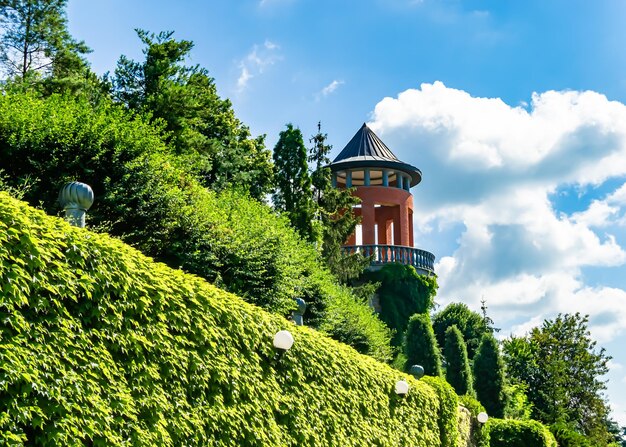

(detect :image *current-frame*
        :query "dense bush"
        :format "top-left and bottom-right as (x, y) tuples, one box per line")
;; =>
(404, 313), (442, 377)
(473, 334), (506, 418)
(0, 193), (439, 445)
(364, 264), (438, 346)
(421, 376), (458, 447)
(0, 91), (391, 360)
(486, 419), (557, 447)
(433, 303), (489, 360)
(443, 325), (473, 397)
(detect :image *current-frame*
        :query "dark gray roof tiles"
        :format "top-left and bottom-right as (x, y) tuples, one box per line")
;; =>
(332, 123), (399, 163)
(330, 123), (422, 186)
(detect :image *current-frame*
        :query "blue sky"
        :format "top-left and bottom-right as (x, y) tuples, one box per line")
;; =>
(68, 0), (626, 424)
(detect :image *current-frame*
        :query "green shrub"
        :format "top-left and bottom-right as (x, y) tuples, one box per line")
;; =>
(364, 264), (438, 346)
(444, 325), (473, 396)
(422, 376), (458, 447)
(0, 91), (391, 361)
(486, 419), (557, 447)
(473, 334), (506, 418)
(0, 193), (435, 445)
(404, 313), (442, 377)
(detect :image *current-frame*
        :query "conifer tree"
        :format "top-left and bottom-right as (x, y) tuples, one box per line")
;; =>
(0, 0), (89, 81)
(273, 123), (317, 241)
(444, 325), (474, 396)
(308, 122), (366, 281)
(473, 333), (506, 418)
(404, 313), (442, 377)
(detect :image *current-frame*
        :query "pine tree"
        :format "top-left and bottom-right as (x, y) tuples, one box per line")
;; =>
(444, 325), (474, 396)
(404, 313), (442, 377)
(273, 123), (317, 240)
(473, 334), (506, 418)
(308, 122), (367, 281)
(0, 0), (89, 81)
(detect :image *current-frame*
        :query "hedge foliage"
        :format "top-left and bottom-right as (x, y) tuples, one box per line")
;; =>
(0, 193), (437, 445)
(0, 91), (391, 361)
(485, 419), (557, 447)
(404, 313), (442, 377)
(364, 263), (438, 346)
(421, 377), (458, 447)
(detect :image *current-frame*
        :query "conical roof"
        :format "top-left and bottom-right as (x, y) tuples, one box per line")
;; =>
(330, 123), (421, 186)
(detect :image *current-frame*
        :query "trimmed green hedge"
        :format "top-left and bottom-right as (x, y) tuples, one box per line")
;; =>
(486, 419), (557, 447)
(0, 193), (439, 446)
(421, 377), (458, 447)
(0, 92), (392, 361)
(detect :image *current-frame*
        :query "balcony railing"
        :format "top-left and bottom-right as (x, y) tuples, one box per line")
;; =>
(341, 244), (435, 273)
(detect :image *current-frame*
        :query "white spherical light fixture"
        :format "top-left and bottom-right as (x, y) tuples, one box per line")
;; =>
(273, 330), (294, 351)
(477, 412), (489, 424)
(395, 380), (410, 396)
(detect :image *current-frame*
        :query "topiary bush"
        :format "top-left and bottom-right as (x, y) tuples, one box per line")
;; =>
(404, 313), (442, 377)
(0, 91), (391, 361)
(0, 193), (437, 446)
(473, 334), (506, 418)
(486, 419), (557, 447)
(421, 376), (458, 447)
(444, 325), (474, 397)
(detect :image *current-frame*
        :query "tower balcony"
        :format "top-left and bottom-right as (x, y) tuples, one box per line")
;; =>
(341, 244), (436, 275)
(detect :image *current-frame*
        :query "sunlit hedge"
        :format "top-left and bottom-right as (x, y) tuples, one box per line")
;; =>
(485, 418), (557, 447)
(0, 193), (438, 446)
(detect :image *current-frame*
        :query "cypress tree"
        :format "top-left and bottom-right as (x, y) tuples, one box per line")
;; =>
(444, 325), (474, 396)
(473, 334), (506, 417)
(404, 313), (442, 377)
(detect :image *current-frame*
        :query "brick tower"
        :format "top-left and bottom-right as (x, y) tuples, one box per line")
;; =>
(330, 123), (434, 274)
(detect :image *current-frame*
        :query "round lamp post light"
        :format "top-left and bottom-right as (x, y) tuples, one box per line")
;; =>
(409, 364), (424, 379)
(395, 380), (410, 396)
(273, 330), (294, 352)
(477, 412), (489, 424)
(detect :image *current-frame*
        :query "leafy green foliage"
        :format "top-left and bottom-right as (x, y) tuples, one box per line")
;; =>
(485, 419), (557, 447)
(0, 91), (390, 360)
(443, 325), (473, 397)
(112, 30), (273, 199)
(473, 334), (506, 418)
(366, 263), (438, 346)
(421, 376), (458, 447)
(502, 313), (615, 445)
(308, 122), (366, 281)
(503, 383), (532, 420)
(272, 123), (317, 241)
(550, 421), (593, 447)
(0, 192), (443, 446)
(433, 303), (489, 360)
(459, 394), (489, 447)
(404, 313), (442, 377)
(0, 0), (90, 82)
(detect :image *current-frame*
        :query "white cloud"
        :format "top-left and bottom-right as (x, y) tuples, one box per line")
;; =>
(316, 80), (344, 100)
(369, 81), (626, 342)
(237, 40), (281, 92)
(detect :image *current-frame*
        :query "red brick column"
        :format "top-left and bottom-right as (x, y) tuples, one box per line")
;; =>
(361, 199), (376, 245)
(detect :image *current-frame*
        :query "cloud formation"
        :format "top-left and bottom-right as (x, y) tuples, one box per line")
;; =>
(237, 41), (281, 92)
(369, 81), (626, 342)
(316, 80), (344, 100)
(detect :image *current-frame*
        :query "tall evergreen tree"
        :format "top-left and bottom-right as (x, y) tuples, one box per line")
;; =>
(473, 334), (506, 418)
(273, 123), (317, 240)
(308, 122), (367, 281)
(433, 302), (490, 360)
(0, 0), (89, 81)
(404, 313), (442, 377)
(444, 325), (474, 396)
(112, 30), (273, 199)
